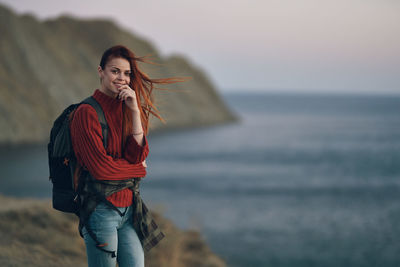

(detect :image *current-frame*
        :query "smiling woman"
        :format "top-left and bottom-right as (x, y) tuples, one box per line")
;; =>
(68, 45), (185, 267)
(99, 57), (132, 97)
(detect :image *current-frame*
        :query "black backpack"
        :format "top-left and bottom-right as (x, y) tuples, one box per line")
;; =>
(48, 96), (109, 214)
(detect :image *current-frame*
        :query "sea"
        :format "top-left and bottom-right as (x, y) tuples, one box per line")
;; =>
(1, 91), (400, 267)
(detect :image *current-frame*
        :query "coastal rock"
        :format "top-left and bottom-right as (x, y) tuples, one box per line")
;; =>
(0, 4), (236, 144)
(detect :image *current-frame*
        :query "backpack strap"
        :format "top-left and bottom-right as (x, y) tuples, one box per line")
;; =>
(82, 96), (109, 149)
(77, 96), (117, 257)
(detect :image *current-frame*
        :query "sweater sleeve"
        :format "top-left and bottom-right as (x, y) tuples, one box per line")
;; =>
(70, 104), (146, 180)
(124, 135), (149, 164)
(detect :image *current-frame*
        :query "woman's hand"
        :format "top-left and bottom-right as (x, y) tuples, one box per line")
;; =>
(117, 85), (139, 112)
(142, 160), (147, 168)
(118, 84), (145, 145)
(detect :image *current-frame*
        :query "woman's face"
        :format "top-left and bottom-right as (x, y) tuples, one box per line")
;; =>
(98, 57), (131, 98)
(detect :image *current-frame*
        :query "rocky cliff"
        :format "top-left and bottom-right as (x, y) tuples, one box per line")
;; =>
(0, 4), (236, 144)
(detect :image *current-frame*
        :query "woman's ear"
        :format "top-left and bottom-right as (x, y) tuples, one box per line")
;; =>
(97, 66), (104, 83)
(97, 66), (103, 78)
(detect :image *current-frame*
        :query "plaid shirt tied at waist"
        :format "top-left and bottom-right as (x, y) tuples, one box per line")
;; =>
(78, 173), (165, 252)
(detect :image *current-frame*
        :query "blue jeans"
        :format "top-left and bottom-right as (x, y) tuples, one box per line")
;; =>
(82, 202), (144, 267)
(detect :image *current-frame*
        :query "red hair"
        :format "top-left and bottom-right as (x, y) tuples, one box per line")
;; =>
(99, 45), (185, 151)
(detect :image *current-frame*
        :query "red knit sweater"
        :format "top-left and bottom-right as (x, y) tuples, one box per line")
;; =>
(70, 89), (149, 207)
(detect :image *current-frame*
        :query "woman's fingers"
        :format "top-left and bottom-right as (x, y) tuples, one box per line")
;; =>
(118, 88), (136, 101)
(116, 86), (140, 111)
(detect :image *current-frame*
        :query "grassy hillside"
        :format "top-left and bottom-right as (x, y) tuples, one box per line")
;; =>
(0, 195), (226, 267)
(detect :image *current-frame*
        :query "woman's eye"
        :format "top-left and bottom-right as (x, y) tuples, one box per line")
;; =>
(111, 69), (118, 74)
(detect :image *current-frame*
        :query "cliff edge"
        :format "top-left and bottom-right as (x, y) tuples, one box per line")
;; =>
(0, 195), (226, 267)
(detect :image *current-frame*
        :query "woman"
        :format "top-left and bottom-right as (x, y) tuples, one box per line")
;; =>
(70, 45), (180, 267)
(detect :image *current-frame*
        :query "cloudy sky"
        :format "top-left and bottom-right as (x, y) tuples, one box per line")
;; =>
(1, 0), (399, 94)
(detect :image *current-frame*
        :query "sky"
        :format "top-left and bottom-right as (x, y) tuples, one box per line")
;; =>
(1, 0), (399, 94)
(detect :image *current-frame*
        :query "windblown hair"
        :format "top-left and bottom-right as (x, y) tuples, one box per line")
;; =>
(99, 45), (184, 151)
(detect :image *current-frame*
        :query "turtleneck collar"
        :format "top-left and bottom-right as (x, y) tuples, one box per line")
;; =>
(93, 89), (122, 112)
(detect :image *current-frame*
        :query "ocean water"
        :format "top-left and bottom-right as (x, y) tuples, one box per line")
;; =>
(1, 92), (400, 266)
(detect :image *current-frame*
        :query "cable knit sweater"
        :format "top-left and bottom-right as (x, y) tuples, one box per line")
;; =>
(70, 89), (149, 207)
